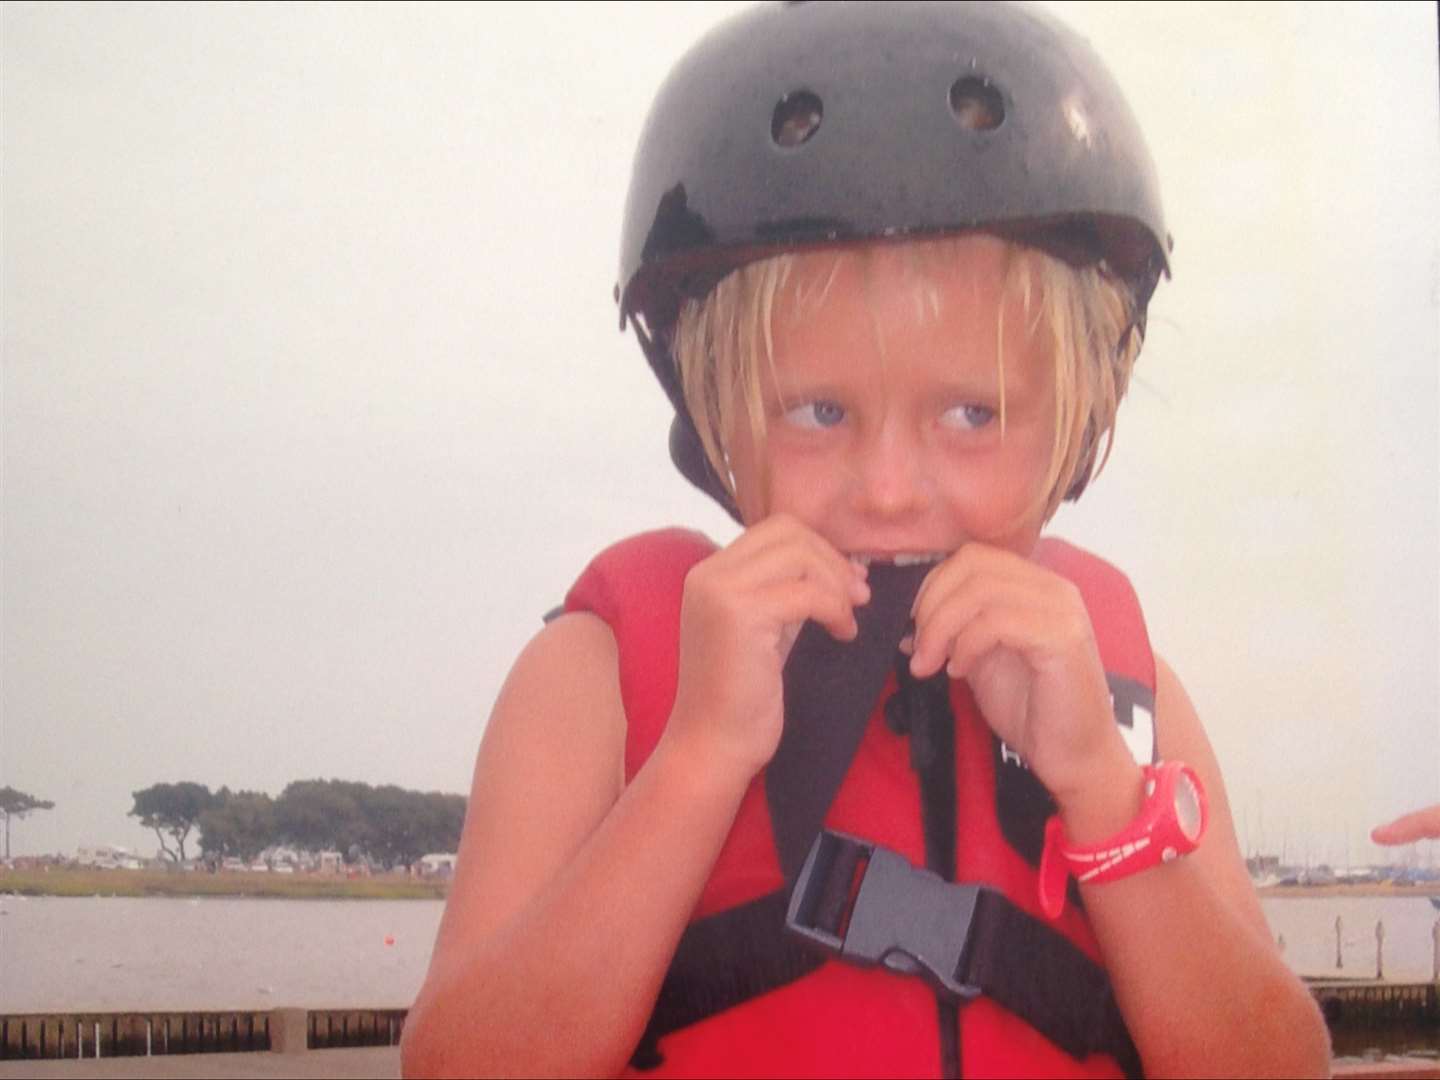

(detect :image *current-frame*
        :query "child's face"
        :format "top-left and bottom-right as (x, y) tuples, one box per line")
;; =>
(725, 235), (1056, 560)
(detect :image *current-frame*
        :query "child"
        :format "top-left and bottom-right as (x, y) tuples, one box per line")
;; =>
(403, 4), (1329, 1076)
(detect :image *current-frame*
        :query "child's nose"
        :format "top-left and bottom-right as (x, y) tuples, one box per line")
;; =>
(852, 426), (931, 521)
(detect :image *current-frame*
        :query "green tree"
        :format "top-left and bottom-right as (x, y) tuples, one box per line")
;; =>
(0, 786), (55, 860)
(198, 788), (277, 862)
(416, 790), (466, 859)
(275, 779), (367, 855)
(129, 782), (214, 862)
(273, 780), (465, 868)
(359, 784), (412, 868)
(359, 786), (462, 869)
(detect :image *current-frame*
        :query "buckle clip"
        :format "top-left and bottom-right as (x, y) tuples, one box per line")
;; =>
(785, 829), (983, 1001)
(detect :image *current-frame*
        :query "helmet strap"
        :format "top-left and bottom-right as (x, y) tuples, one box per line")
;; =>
(632, 318), (743, 522)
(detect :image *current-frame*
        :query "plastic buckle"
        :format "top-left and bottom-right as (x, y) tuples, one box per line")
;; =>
(785, 829), (983, 1002)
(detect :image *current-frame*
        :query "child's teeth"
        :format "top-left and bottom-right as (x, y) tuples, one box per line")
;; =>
(892, 552), (944, 566)
(851, 552), (945, 567)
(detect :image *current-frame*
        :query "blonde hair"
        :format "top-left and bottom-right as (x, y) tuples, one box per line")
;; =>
(672, 235), (1142, 525)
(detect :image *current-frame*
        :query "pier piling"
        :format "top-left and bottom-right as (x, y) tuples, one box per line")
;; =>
(1375, 920), (1385, 980)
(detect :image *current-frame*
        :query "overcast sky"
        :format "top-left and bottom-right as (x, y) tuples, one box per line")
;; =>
(3, 2), (1437, 870)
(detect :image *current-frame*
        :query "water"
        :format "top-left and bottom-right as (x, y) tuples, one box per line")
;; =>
(1, 893), (1435, 1013)
(0, 895), (443, 1012)
(1262, 894), (1440, 981)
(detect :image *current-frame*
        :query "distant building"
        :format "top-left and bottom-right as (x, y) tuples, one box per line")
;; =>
(75, 845), (143, 871)
(318, 850), (344, 874)
(419, 853), (458, 879)
(264, 846), (300, 872)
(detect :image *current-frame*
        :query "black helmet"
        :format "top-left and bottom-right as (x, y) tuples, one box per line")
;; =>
(618, 0), (1171, 518)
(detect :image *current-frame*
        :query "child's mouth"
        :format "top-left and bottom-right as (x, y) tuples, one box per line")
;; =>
(849, 552), (948, 568)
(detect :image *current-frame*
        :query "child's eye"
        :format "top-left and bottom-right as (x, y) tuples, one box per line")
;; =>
(784, 400), (847, 430)
(940, 403), (995, 431)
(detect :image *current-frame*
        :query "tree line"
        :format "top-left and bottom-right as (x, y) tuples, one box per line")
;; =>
(129, 779), (466, 870)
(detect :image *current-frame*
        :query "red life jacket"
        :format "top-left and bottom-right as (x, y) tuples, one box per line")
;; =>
(565, 528), (1156, 1079)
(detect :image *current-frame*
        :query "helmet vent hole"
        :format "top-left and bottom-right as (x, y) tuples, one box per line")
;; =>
(949, 77), (1004, 131)
(772, 90), (823, 147)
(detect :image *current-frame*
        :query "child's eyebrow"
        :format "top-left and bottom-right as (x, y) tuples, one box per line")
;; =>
(766, 373), (848, 403)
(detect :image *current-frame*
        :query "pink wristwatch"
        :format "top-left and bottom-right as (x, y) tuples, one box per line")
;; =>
(1038, 761), (1208, 920)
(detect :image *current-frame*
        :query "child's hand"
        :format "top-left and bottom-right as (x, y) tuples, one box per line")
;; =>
(908, 543), (1135, 825)
(666, 514), (870, 783)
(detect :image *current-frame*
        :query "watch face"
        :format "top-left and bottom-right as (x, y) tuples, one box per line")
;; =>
(1176, 769), (1204, 842)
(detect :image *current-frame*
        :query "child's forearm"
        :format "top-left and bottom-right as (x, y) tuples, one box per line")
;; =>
(1055, 661), (1331, 1079)
(402, 727), (751, 1078)
(1081, 856), (1331, 1078)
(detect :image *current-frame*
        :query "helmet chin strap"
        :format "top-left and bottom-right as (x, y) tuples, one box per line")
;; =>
(669, 416), (741, 523)
(631, 310), (745, 522)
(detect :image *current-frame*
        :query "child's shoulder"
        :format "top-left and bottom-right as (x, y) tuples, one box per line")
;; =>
(590, 527), (718, 575)
(564, 527), (717, 621)
(1033, 534), (1136, 596)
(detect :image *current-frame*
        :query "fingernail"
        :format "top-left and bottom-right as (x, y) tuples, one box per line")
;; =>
(898, 634), (914, 655)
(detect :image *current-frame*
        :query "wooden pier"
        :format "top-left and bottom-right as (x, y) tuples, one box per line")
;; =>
(1308, 980), (1439, 1067)
(0, 1008), (405, 1061)
(1, 991), (1434, 1070)
(1311, 980), (1439, 1026)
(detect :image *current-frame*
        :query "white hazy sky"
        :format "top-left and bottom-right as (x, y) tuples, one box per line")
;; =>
(3, 2), (1437, 869)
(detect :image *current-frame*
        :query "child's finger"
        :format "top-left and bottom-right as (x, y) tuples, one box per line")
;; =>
(765, 579), (860, 642)
(910, 543), (1041, 628)
(909, 574), (1054, 677)
(723, 523), (869, 606)
(935, 604), (1045, 681)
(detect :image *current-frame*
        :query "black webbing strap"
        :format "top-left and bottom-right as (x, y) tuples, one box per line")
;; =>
(966, 889), (1142, 1079)
(890, 660), (963, 1077)
(767, 562), (933, 885)
(630, 889), (820, 1069)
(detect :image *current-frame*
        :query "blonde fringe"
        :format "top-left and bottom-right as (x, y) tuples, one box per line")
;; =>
(673, 236), (1140, 522)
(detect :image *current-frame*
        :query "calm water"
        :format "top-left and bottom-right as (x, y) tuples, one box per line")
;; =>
(0, 895), (443, 1012)
(1, 893), (1436, 1013)
(1268, 894), (1439, 981)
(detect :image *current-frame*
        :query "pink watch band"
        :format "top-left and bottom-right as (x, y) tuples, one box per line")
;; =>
(1038, 761), (1208, 920)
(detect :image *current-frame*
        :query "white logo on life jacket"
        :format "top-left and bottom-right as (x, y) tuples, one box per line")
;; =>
(1119, 699), (1155, 766)
(998, 675), (1156, 771)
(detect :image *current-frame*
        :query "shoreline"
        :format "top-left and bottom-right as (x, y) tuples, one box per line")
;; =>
(4, 868), (1438, 902)
(0, 868), (447, 901)
(1258, 883), (1440, 900)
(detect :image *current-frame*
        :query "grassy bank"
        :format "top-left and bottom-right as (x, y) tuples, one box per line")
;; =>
(1259, 882), (1440, 900)
(0, 866), (449, 900)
